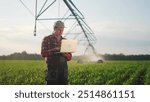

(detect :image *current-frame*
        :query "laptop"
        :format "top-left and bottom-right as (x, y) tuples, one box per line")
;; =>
(60, 39), (77, 53)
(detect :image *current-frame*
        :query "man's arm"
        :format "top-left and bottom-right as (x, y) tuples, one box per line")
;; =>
(41, 36), (49, 58)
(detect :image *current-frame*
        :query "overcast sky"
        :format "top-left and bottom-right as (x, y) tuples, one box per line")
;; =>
(0, 0), (150, 55)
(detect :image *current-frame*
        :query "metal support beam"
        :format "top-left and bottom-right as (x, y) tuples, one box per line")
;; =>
(34, 0), (37, 36)
(63, 0), (92, 45)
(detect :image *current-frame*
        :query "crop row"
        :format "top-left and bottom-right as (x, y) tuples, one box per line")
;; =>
(0, 60), (150, 85)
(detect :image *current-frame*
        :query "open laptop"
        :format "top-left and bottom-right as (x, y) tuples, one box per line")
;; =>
(60, 39), (77, 53)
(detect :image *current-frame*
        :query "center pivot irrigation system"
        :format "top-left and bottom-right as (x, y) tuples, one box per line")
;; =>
(33, 0), (97, 55)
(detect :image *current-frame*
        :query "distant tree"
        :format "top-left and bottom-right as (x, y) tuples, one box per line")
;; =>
(0, 51), (42, 60)
(0, 52), (150, 60)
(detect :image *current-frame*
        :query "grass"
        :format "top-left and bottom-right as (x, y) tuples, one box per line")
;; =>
(0, 60), (150, 85)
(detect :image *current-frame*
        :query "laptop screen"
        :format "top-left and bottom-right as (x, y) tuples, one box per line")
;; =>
(60, 40), (77, 53)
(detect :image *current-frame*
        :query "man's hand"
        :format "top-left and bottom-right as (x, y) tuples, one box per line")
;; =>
(48, 47), (60, 52)
(53, 47), (60, 51)
(62, 53), (72, 61)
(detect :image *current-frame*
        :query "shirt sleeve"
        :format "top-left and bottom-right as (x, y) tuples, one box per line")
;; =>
(41, 36), (49, 58)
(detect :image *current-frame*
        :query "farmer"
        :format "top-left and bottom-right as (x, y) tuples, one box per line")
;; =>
(41, 21), (72, 85)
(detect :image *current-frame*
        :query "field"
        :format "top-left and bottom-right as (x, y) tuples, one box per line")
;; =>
(0, 60), (150, 85)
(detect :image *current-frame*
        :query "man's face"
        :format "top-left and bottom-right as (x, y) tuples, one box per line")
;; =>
(54, 27), (64, 36)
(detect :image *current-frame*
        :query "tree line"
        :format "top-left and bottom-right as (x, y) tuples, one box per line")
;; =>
(101, 53), (150, 60)
(0, 51), (42, 60)
(0, 51), (150, 60)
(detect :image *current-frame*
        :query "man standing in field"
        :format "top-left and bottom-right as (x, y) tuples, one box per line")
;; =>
(41, 21), (72, 85)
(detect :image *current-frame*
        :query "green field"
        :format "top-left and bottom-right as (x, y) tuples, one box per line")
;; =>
(0, 60), (150, 85)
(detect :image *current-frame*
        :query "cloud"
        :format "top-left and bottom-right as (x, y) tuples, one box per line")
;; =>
(89, 20), (150, 54)
(0, 23), (42, 55)
(91, 20), (150, 41)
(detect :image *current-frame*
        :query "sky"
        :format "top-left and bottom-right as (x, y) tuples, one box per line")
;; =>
(0, 0), (150, 55)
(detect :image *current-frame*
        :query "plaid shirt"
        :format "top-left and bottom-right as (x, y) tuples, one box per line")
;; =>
(41, 34), (72, 61)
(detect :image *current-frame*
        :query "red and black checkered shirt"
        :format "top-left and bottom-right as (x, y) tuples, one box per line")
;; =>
(41, 34), (72, 61)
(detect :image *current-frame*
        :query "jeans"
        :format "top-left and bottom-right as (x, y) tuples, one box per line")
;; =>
(45, 54), (68, 85)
